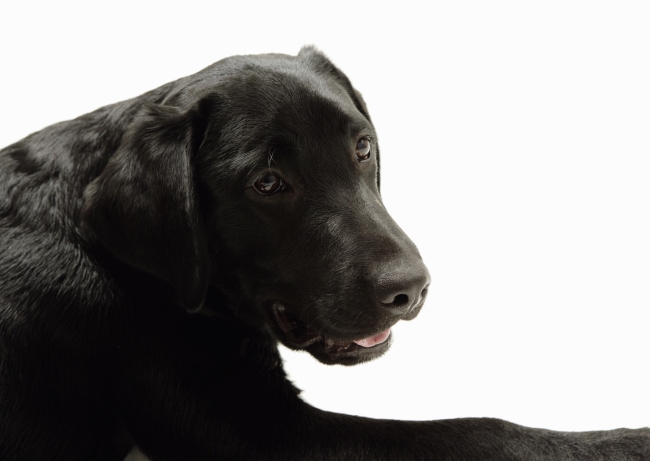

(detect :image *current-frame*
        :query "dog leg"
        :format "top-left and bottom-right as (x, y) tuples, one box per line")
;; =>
(113, 313), (650, 461)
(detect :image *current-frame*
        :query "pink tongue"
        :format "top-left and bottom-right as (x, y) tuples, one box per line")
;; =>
(353, 329), (391, 348)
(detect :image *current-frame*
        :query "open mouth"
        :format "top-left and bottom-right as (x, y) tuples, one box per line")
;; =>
(271, 302), (392, 357)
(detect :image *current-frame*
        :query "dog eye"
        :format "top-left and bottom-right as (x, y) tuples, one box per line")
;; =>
(253, 172), (285, 196)
(356, 138), (371, 161)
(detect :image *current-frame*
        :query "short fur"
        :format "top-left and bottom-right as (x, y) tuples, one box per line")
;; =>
(0, 47), (648, 460)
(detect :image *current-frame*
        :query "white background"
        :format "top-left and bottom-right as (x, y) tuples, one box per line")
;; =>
(1, 1), (648, 433)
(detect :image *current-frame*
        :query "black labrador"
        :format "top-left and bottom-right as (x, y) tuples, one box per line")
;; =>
(0, 47), (648, 461)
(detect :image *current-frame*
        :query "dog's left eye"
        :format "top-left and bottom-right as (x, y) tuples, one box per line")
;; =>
(356, 138), (371, 161)
(253, 172), (285, 196)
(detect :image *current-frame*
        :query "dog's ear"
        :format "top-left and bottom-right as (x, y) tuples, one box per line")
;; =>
(298, 45), (381, 190)
(82, 104), (210, 313)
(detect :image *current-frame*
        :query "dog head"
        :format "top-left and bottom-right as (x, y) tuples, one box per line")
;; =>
(82, 47), (430, 365)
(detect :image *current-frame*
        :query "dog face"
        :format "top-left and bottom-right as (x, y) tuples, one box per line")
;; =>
(82, 48), (430, 365)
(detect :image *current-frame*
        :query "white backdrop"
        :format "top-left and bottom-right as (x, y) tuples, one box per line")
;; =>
(1, 1), (648, 432)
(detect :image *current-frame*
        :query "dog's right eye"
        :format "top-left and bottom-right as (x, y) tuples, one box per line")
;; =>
(252, 172), (285, 196)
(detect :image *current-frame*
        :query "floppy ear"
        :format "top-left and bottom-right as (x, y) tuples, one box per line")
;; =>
(82, 104), (210, 312)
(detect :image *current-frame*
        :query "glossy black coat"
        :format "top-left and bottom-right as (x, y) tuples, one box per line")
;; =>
(0, 48), (648, 460)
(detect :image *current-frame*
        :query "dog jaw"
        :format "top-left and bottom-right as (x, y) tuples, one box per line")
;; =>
(270, 302), (395, 365)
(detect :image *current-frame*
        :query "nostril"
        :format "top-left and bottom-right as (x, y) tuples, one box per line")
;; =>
(377, 264), (431, 315)
(386, 294), (410, 307)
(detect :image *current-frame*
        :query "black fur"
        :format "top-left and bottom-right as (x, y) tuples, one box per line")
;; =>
(0, 47), (648, 460)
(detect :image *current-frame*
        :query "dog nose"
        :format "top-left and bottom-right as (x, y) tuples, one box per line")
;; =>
(377, 262), (431, 315)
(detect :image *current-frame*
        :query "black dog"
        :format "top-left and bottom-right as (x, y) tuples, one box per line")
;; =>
(0, 47), (648, 461)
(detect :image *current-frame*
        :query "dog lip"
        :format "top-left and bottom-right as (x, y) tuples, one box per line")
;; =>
(271, 302), (320, 348)
(270, 302), (395, 354)
(271, 302), (298, 333)
(316, 332), (393, 362)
